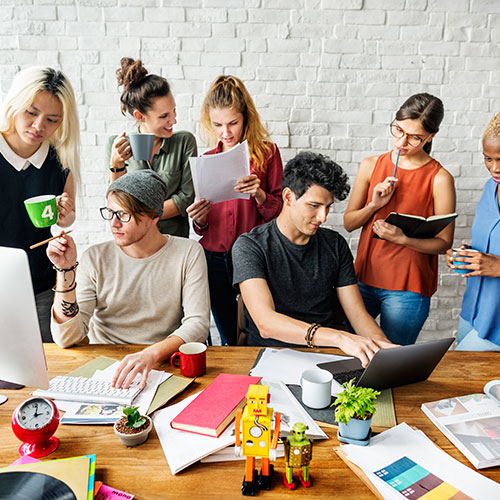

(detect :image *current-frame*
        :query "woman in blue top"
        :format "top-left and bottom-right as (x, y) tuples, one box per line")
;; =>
(446, 113), (500, 350)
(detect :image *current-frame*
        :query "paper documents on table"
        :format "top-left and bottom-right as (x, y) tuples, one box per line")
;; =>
(336, 422), (500, 499)
(250, 348), (351, 394)
(262, 379), (327, 440)
(189, 140), (250, 204)
(201, 443), (285, 463)
(153, 392), (235, 474)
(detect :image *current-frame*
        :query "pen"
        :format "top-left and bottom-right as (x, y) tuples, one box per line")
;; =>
(392, 149), (400, 187)
(30, 230), (73, 250)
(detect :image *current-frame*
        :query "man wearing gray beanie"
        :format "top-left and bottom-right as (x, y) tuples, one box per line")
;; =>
(47, 170), (210, 388)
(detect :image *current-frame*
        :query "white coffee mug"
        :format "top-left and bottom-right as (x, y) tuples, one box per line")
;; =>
(300, 368), (333, 409)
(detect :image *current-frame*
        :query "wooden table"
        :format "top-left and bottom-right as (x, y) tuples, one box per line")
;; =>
(1, 345), (499, 499)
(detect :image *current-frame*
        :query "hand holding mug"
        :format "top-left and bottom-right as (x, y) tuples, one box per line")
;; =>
(110, 131), (132, 169)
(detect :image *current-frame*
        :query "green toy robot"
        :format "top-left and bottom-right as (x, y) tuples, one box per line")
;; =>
(283, 422), (313, 490)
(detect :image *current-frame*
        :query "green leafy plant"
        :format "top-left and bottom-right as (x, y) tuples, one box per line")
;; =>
(122, 406), (147, 428)
(332, 379), (380, 425)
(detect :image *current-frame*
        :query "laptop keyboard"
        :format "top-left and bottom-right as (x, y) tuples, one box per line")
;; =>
(332, 368), (365, 386)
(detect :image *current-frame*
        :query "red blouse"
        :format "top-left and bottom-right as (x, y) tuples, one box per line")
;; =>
(194, 142), (283, 253)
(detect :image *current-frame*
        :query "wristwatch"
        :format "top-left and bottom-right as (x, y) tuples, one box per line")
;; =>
(109, 165), (127, 173)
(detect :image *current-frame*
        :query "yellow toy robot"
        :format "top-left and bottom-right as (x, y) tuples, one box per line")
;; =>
(235, 384), (281, 496)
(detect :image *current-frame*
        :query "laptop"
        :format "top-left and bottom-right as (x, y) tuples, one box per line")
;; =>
(317, 337), (454, 391)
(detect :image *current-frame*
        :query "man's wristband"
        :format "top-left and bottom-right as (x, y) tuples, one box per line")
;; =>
(109, 164), (127, 173)
(305, 323), (320, 348)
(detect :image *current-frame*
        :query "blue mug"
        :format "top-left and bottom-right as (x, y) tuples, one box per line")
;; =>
(452, 248), (479, 274)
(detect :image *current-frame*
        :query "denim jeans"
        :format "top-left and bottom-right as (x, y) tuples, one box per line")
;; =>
(357, 282), (430, 345)
(35, 288), (54, 343)
(204, 250), (238, 346)
(455, 317), (500, 351)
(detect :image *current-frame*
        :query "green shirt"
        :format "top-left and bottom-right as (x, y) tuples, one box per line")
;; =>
(105, 130), (197, 237)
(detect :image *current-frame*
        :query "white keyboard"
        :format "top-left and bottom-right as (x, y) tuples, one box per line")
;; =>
(33, 376), (143, 406)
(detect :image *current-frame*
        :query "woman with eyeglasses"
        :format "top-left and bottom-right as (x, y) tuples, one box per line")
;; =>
(344, 93), (456, 345)
(186, 75), (283, 346)
(0, 66), (80, 342)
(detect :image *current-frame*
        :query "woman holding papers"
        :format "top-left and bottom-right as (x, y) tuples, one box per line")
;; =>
(446, 113), (500, 350)
(187, 75), (283, 345)
(0, 66), (80, 342)
(344, 93), (456, 345)
(106, 57), (196, 237)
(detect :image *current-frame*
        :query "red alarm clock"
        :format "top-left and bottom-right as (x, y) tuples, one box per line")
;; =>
(11, 396), (60, 457)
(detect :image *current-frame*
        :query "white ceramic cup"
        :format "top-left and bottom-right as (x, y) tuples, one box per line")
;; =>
(300, 368), (333, 409)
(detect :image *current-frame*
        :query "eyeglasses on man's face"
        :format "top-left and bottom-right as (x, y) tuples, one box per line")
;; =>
(390, 121), (430, 148)
(99, 207), (131, 223)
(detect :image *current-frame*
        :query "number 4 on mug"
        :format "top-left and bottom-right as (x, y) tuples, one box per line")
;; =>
(41, 204), (54, 220)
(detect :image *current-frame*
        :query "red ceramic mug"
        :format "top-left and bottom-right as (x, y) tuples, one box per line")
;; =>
(170, 342), (207, 377)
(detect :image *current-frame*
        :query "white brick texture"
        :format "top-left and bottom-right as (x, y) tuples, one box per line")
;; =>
(0, 0), (496, 342)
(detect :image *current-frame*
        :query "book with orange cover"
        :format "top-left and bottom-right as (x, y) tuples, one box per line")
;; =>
(171, 373), (261, 437)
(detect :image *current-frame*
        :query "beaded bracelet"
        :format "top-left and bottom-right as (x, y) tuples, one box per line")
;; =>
(305, 323), (321, 348)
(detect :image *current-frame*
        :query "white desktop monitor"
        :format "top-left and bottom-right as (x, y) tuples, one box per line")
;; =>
(0, 246), (49, 389)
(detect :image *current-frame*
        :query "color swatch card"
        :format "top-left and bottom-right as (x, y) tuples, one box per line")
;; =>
(339, 423), (500, 499)
(374, 456), (472, 500)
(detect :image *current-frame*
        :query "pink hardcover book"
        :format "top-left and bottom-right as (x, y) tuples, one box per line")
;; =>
(171, 373), (261, 437)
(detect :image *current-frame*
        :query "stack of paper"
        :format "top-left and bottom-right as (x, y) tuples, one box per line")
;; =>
(338, 423), (500, 499)
(250, 348), (351, 394)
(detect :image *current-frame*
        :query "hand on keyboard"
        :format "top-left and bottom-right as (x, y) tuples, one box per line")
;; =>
(33, 376), (143, 406)
(112, 348), (157, 390)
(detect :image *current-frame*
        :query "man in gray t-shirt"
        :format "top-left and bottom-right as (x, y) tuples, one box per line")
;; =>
(232, 152), (393, 367)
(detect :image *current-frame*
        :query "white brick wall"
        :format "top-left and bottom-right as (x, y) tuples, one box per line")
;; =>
(1, 0), (496, 342)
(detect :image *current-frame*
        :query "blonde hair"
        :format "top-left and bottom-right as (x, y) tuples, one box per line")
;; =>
(200, 75), (273, 173)
(483, 112), (500, 141)
(0, 66), (80, 186)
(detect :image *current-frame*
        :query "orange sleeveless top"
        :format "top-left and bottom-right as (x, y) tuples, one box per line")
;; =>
(354, 152), (441, 297)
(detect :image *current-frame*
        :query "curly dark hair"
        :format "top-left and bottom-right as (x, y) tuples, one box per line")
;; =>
(282, 152), (350, 201)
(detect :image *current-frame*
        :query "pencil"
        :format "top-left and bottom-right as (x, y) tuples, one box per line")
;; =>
(392, 149), (401, 186)
(29, 230), (73, 250)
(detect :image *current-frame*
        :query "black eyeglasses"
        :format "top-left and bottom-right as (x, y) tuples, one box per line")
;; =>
(390, 121), (430, 148)
(99, 207), (131, 223)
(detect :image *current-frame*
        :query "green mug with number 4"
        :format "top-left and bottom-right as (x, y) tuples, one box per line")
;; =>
(24, 195), (58, 228)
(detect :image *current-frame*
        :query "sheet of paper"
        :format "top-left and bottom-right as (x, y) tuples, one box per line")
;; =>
(200, 443), (285, 463)
(263, 379), (327, 440)
(342, 423), (500, 499)
(153, 392), (235, 474)
(250, 348), (350, 394)
(189, 140), (250, 204)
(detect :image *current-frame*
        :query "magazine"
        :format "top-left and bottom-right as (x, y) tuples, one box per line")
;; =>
(421, 380), (500, 468)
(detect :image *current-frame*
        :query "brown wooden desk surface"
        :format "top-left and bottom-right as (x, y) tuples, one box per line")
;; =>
(1, 345), (499, 499)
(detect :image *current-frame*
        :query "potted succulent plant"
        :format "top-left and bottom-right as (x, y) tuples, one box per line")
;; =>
(333, 379), (380, 445)
(114, 406), (152, 447)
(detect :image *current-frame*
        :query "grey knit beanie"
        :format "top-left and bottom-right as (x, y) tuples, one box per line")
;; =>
(107, 170), (167, 217)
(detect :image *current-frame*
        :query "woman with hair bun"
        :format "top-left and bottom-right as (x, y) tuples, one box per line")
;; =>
(106, 57), (196, 237)
(0, 66), (80, 342)
(187, 75), (283, 345)
(344, 93), (456, 345)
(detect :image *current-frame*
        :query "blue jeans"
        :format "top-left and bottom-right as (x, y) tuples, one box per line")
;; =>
(357, 282), (430, 345)
(455, 317), (500, 351)
(204, 250), (238, 346)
